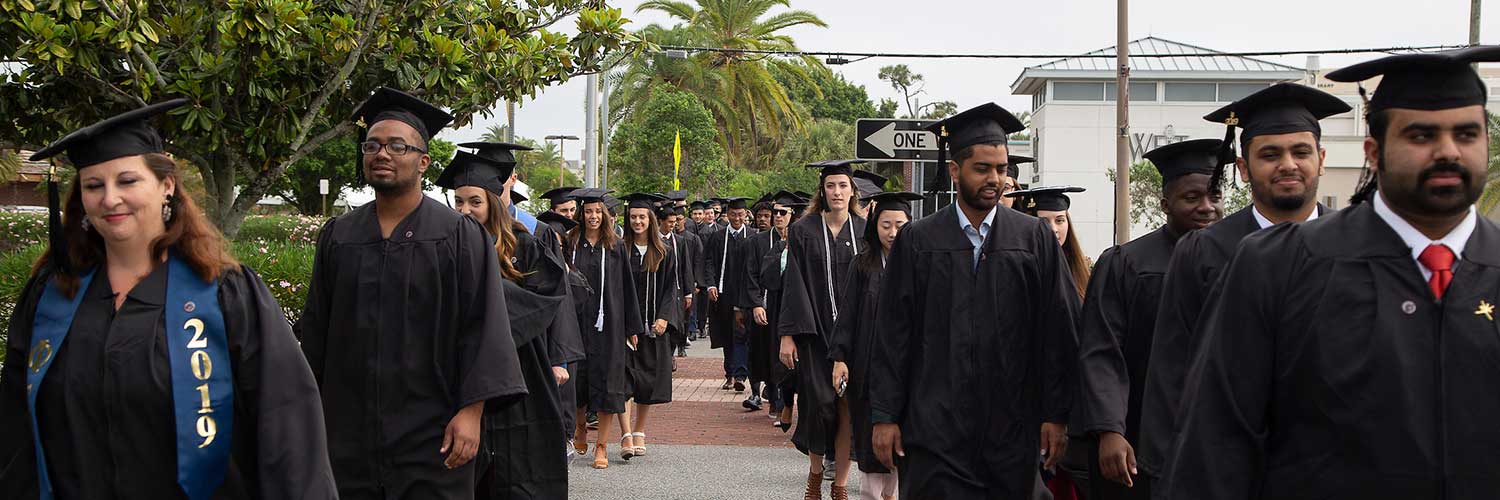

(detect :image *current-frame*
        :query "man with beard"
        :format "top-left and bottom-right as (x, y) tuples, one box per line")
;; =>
(1076, 139), (1225, 500)
(1164, 46), (1500, 500)
(1135, 83), (1348, 490)
(869, 103), (1080, 499)
(705, 197), (758, 392)
(299, 88), (526, 499)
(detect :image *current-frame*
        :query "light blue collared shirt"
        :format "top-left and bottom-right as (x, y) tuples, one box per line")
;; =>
(510, 204), (538, 234)
(956, 204), (997, 267)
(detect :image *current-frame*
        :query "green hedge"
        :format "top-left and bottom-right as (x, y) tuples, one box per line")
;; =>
(0, 212), (47, 254)
(0, 238), (318, 364)
(234, 214), (326, 244)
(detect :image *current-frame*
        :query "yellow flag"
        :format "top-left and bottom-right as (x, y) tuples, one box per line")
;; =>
(673, 129), (682, 190)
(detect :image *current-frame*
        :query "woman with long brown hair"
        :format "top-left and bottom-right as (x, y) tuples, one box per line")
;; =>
(618, 193), (681, 458)
(0, 100), (336, 498)
(781, 159), (868, 500)
(437, 144), (577, 500)
(1009, 186), (1092, 297)
(564, 189), (643, 469)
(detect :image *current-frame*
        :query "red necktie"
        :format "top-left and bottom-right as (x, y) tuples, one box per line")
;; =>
(1418, 244), (1456, 301)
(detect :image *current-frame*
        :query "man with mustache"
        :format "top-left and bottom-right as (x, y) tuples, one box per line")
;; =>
(1135, 83), (1348, 491)
(868, 103), (1080, 499)
(1075, 139), (1225, 500)
(1163, 46), (1500, 500)
(299, 88), (526, 499)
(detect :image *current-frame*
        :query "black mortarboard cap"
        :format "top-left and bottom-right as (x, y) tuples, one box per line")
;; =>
(689, 200), (709, 210)
(434, 151), (508, 196)
(666, 190), (690, 201)
(925, 102), (1025, 155)
(708, 198), (724, 207)
(1142, 139), (1225, 186)
(1326, 45), (1500, 112)
(1202, 83), (1349, 188)
(1007, 154), (1035, 180)
(754, 192), (775, 207)
(772, 190), (803, 206)
(622, 192), (668, 210)
(569, 188), (611, 203)
(603, 193), (622, 213)
(510, 189), (528, 205)
(30, 98), (189, 168)
(542, 186), (580, 204)
(538, 209), (578, 233)
(861, 191), (923, 244)
(1007, 185), (1086, 212)
(721, 196), (751, 210)
(806, 159), (866, 181)
(351, 87), (454, 143)
(794, 191), (813, 201)
(460, 141), (532, 167)
(30, 98), (190, 275)
(852, 169), (888, 194)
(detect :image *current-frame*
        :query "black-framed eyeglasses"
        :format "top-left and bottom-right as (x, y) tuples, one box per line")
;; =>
(360, 140), (426, 156)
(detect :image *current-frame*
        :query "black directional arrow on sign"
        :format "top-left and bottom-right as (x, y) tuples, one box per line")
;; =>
(855, 118), (939, 162)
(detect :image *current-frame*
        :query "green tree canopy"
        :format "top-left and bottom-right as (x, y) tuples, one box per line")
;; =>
(771, 61), (878, 124)
(607, 84), (728, 197)
(1, 0), (642, 236)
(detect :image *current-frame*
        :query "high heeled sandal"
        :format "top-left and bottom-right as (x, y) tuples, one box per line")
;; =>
(803, 472), (823, 500)
(591, 444), (609, 469)
(830, 485), (848, 500)
(619, 436), (636, 460)
(630, 432), (647, 456)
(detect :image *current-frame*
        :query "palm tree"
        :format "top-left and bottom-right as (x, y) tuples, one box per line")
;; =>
(480, 124), (510, 143)
(1481, 112), (1500, 216)
(619, 0), (827, 170)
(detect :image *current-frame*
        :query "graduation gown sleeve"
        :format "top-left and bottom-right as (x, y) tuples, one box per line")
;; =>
(869, 223), (918, 423)
(1076, 246), (1131, 436)
(453, 216), (528, 408)
(296, 217), (339, 382)
(650, 246), (683, 332)
(827, 259), (865, 363)
(1136, 229), (1213, 474)
(744, 233), (769, 310)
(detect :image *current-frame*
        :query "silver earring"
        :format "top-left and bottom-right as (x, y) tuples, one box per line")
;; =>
(80, 217), (92, 231)
(162, 195), (174, 223)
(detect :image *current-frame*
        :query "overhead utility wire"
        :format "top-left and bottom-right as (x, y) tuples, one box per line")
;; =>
(656, 44), (1471, 60)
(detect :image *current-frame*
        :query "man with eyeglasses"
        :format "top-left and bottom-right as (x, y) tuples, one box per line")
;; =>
(300, 87), (526, 499)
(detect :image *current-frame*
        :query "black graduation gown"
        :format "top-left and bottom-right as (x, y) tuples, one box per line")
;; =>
(779, 213), (864, 456)
(1073, 226), (1179, 499)
(869, 205), (1080, 500)
(476, 230), (570, 500)
(0, 263), (337, 499)
(665, 230), (701, 349)
(750, 229), (795, 387)
(566, 236), (643, 414)
(534, 220), (587, 437)
(626, 242), (681, 405)
(704, 225), (757, 349)
(742, 229), (784, 387)
(299, 197), (526, 499)
(1135, 205), (1327, 480)
(1164, 202), (1500, 500)
(829, 257), (887, 474)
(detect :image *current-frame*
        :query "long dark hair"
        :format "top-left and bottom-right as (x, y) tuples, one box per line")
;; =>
(803, 175), (862, 219)
(1059, 216), (1091, 299)
(472, 190), (526, 282)
(855, 205), (906, 274)
(39, 153), (238, 298)
(623, 207), (667, 273)
(567, 200), (618, 249)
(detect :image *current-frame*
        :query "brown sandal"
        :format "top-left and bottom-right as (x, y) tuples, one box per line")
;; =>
(591, 444), (609, 469)
(830, 485), (848, 500)
(803, 472), (822, 500)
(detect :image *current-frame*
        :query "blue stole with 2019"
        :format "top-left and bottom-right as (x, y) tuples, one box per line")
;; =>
(25, 254), (234, 500)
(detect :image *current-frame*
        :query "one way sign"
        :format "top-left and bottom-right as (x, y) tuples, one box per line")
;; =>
(856, 119), (938, 161)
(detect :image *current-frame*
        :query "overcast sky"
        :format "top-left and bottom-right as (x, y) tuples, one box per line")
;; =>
(441, 0), (1499, 160)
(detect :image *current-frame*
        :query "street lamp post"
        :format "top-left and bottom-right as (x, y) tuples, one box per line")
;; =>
(544, 134), (580, 189)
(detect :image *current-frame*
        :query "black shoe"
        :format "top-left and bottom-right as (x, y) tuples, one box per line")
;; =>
(742, 396), (763, 412)
(734, 380), (746, 393)
(721, 380), (734, 390)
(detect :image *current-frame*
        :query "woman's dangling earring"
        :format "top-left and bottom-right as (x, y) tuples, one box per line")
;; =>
(80, 216), (92, 232)
(162, 194), (174, 223)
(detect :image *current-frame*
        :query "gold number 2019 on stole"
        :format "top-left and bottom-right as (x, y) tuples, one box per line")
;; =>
(184, 318), (217, 447)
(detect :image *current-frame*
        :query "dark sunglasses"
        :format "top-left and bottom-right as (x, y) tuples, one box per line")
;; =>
(773, 209), (791, 216)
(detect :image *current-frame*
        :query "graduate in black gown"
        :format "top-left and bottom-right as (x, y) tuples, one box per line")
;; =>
(542, 186), (581, 221)
(1073, 139), (1225, 500)
(437, 144), (574, 500)
(661, 204), (702, 359)
(299, 87), (527, 499)
(0, 100), (337, 499)
(1000, 155), (1034, 210)
(1165, 46), (1500, 500)
(536, 207), (590, 456)
(868, 103), (1081, 500)
(1135, 83), (1348, 490)
(744, 192), (799, 414)
(687, 200), (713, 340)
(618, 193), (681, 459)
(830, 191), (923, 500)
(705, 197), (758, 391)
(564, 188), (644, 469)
(746, 192), (805, 430)
(779, 159), (868, 500)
